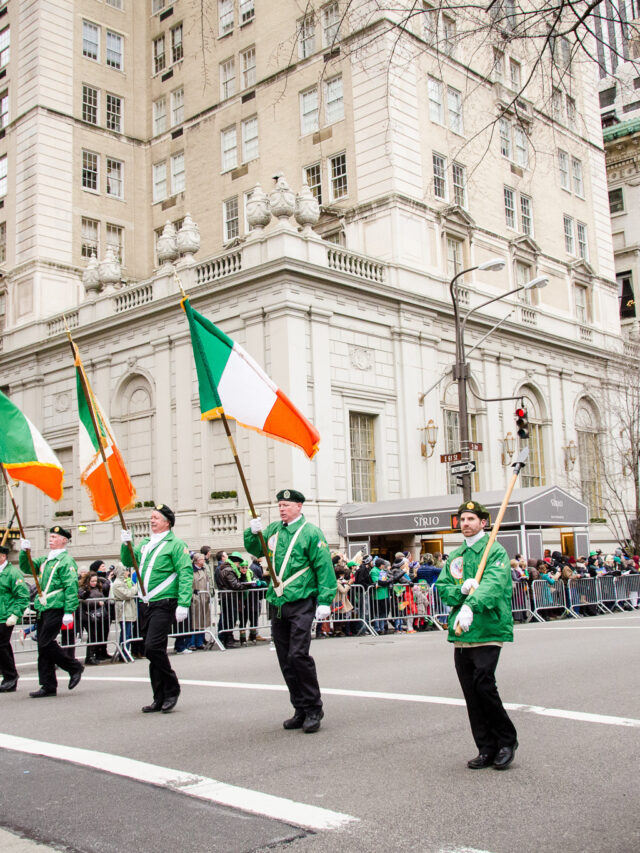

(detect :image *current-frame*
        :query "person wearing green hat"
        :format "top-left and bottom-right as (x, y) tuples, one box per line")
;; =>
(0, 544), (30, 692)
(217, 551), (255, 648)
(435, 500), (517, 771)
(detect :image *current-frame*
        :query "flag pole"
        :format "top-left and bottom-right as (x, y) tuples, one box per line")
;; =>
(174, 274), (280, 591)
(63, 320), (146, 597)
(0, 463), (42, 595)
(1, 508), (17, 547)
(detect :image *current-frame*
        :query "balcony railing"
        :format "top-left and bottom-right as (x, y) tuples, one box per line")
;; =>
(520, 306), (538, 326)
(47, 311), (79, 337)
(327, 247), (386, 283)
(114, 283), (154, 313)
(196, 251), (242, 286)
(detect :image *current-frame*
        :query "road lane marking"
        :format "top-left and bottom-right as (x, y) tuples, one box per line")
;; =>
(0, 732), (357, 832)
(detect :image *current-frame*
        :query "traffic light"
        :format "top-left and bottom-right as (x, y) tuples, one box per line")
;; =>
(515, 406), (529, 440)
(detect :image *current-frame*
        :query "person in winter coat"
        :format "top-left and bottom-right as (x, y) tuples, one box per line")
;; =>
(216, 551), (255, 649)
(111, 565), (139, 662)
(79, 572), (111, 664)
(0, 544), (30, 692)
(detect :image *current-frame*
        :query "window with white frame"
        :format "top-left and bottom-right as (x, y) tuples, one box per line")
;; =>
(444, 409), (480, 493)
(241, 46), (256, 89)
(299, 14), (316, 58)
(223, 196), (239, 241)
(609, 187), (624, 213)
(152, 0), (166, 12)
(442, 13), (456, 55)
(240, 0), (255, 25)
(152, 162), (167, 202)
(575, 283), (589, 324)
(82, 22), (99, 61)
(82, 150), (98, 191)
(106, 31), (123, 70)
(153, 97), (166, 135)
(509, 58), (521, 90)
(329, 151), (347, 200)
(0, 222), (5, 264)
(323, 3), (340, 47)
(577, 221), (588, 259)
(300, 87), (319, 135)
(515, 260), (532, 303)
(428, 77), (443, 123)
(0, 89), (7, 129)
(171, 87), (184, 125)
(520, 194), (533, 236)
(220, 58), (236, 99)
(171, 152), (185, 194)
(350, 412), (377, 502)
(106, 223), (124, 263)
(519, 395), (545, 488)
(563, 215), (575, 254)
(433, 152), (447, 199)
(423, 2), (437, 46)
(558, 149), (569, 189)
(171, 24), (183, 63)
(446, 236), (463, 278)
(106, 94), (122, 132)
(81, 217), (99, 258)
(0, 155), (6, 197)
(452, 162), (466, 207)
(82, 85), (99, 124)
(242, 116), (258, 161)
(219, 0), (234, 36)
(325, 75), (344, 124)
(566, 95), (576, 128)
(153, 35), (165, 74)
(304, 162), (322, 204)
(106, 0), (123, 8)
(572, 157), (584, 197)
(504, 186), (516, 228)
(514, 125), (528, 167)
(499, 117), (511, 158)
(576, 402), (603, 517)
(106, 158), (123, 198)
(447, 86), (463, 133)
(221, 126), (237, 172)
(493, 48), (504, 82)
(552, 87), (563, 120)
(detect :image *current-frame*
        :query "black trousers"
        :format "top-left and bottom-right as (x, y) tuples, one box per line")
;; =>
(219, 593), (239, 647)
(271, 597), (322, 714)
(0, 623), (17, 682)
(36, 609), (83, 691)
(454, 645), (517, 753)
(141, 599), (180, 704)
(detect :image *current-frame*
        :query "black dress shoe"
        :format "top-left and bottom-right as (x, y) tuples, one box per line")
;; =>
(0, 678), (18, 693)
(142, 700), (164, 713)
(493, 742), (518, 770)
(302, 709), (324, 733)
(68, 664), (84, 690)
(161, 695), (179, 713)
(29, 687), (57, 698)
(467, 752), (496, 769)
(283, 712), (306, 730)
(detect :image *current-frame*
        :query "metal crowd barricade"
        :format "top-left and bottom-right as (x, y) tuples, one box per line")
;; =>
(530, 579), (575, 620)
(613, 573), (640, 610)
(428, 583), (448, 631)
(213, 587), (270, 647)
(318, 584), (377, 636)
(596, 575), (624, 613)
(511, 579), (534, 622)
(566, 577), (601, 617)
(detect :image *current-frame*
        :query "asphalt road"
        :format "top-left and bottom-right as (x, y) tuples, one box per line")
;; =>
(1, 611), (639, 853)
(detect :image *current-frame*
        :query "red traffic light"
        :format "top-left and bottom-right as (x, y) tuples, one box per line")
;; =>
(515, 407), (525, 418)
(515, 406), (529, 439)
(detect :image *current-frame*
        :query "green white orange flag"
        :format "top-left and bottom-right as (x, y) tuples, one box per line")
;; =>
(74, 346), (136, 520)
(0, 391), (64, 500)
(182, 298), (320, 458)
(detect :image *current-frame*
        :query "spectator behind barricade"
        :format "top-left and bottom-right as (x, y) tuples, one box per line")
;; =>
(432, 552), (445, 569)
(111, 565), (138, 663)
(79, 571), (111, 665)
(412, 581), (431, 631)
(370, 558), (392, 635)
(417, 556), (441, 586)
(510, 560), (522, 581)
(238, 555), (266, 645)
(187, 553), (210, 651)
(408, 561), (419, 580)
(332, 567), (354, 636)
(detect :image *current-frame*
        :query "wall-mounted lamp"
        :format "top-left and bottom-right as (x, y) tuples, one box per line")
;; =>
(563, 440), (578, 472)
(501, 432), (516, 466)
(77, 525), (88, 533)
(421, 419), (438, 458)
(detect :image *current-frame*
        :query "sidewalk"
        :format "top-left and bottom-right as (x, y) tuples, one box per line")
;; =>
(0, 828), (56, 851)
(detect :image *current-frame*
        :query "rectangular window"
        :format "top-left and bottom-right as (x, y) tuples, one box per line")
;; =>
(444, 410), (480, 493)
(153, 97), (167, 135)
(566, 95), (576, 128)
(515, 260), (531, 303)
(299, 15), (316, 58)
(509, 58), (521, 90)
(220, 58), (236, 99)
(106, 223), (124, 263)
(106, 157), (123, 198)
(0, 27), (6, 70)
(520, 422), (545, 488)
(81, 217), (99, 258)
(520, 194), (532, 236)
(514, 126), (528, 167)
(241, 116), (259, 162)
(82, 85), (99, 124)
(323, 2), (340, 47)
(499, 118), (511, 158)
(171, 24), (183, 64)
(219, 0), (234, 36)
(558, 149), (569, 189)
(0, 222), (5, 263)
(241, 46), (256, 89)
(493, 48), (504, 83)
(106, 31), (123, 70)
(0, 154), (6, 197)
(577, 429), (603, 517)
(107, 0), (123, 8)
(504, 186), (516, 228)
(152, 0), (166, 12)
(423, 3), (437, 46)
(609, 187), (624, 213)
(240, 0), (255, 25)
(82, 22), (99, 61)
(153, 35), (165, 74)
(325, 75), (344, 124)
(82, 150), (98, 191)
(221, 126), (237, 172)
(0, 89), (7, 129)
(153, 162), (167, 202)
(428, 77), (443, 124)
(433, 152), (447, 199)
(106, 93), (122, 132)
(577, 221), (588, 259)
(446, 236), (462, 278)
(447, 86), (463, 134)
(617, 271), (636, 319)
(350, 412), (376, 502)
(171, 87), (184, 125)
(223, 197), (239, 241)
(572, 157), (584, 196)
(452, 162), (466, 207)
(552, 87), (563, 120)
(563, 214), (575, 254)
(575, 284), (588, 324)
(329, 152), (348, 200)
(300, 87), (319, 135)
(171, 152), (185, 194)
(442, 13), (456, 55)
(304, 162), (322, 204)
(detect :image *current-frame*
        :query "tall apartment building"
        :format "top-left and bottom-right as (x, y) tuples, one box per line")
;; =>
(0, 1), (627, 559)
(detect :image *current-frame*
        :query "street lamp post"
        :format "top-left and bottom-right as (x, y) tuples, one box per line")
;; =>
(450, 261), (548, 501)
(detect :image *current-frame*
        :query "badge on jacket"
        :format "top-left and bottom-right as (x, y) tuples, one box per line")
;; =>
(450, 556), (464, 580)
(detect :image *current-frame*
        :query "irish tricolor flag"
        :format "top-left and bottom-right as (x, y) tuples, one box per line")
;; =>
(183, 299), (320, 458)
(0, 391), (64, 500)
(75, 348), (136, 521)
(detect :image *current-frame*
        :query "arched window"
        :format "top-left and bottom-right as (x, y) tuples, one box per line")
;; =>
(518, 389), (545, 488)
(115, 376), (155, 502)
(575, 399), (603, 516)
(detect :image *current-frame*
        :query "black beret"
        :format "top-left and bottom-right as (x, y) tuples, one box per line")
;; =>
(0, 545), (9, 555)
(458, 501), (490, 521)
(50, 525), (71, 539)
(154, 504), (175, 527)
(276, 489), (305, 503)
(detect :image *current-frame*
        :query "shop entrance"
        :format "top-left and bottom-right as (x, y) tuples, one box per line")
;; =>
(420, 538), (444, 560)
(561, 531), (575, 557)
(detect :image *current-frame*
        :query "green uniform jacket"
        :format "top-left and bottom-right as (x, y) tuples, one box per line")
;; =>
(0, 562), (31, 623)
(369, 566), (390, 600)
(244, 515), (337, 607)
(19, 550), (79, 614)
(435, 533), (513, 644)
(121, 531), (193, 608)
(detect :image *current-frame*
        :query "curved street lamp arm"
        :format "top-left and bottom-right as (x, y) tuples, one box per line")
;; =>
(461, 284), (527, 337)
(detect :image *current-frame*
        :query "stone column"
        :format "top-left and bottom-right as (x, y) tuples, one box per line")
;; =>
(151, 336), (172, 501)
(173, 331), (195, 515)
(391, 325), (422, 498)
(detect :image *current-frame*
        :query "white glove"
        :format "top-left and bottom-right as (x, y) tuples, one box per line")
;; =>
(62, 614), (74, 627)
(461, 578), (479, 595)
(453, 604), (474, 633)
(38, 594), (47, 606)
(20, 538), (31, 551)
(315, 604), (331, 620)
(120, 529), (132, 543)
(175, 605), (189, 622)
(5, 614), (17, 627)
(250, 516), (263, 534)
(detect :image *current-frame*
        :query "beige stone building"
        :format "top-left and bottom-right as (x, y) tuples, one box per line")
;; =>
(0, 0), (628, 561)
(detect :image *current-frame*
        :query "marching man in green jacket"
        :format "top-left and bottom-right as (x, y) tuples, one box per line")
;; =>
(244, 489), (337, 733)
(121, 503), (192, 713)
(435, 501), (518, 770)
(19, 526), (84, 697)
(0, 544), (30, 692)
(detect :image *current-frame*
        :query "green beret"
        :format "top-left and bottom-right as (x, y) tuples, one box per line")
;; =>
(458, 500), (490, 521)
(276, 488), (305, 503)
(50, 525), (71, 540)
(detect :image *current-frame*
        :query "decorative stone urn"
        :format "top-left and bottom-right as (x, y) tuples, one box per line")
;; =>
(98, 247), (121, 289)
(176, 213), (200, 259)
(269, 174), (295, 222)
(157, 220), (178, 266)
(82, 255), (101, 296)
(246, 183), (271, 233)
(295, 183), (320, 234)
